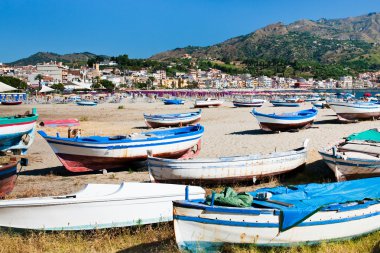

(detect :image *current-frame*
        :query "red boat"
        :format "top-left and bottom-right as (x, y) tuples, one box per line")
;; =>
(1, 101), (22, 105)
(39, 119), (80, 127)
(0, 159), (18, 198)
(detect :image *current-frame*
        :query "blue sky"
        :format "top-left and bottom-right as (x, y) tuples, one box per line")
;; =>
(0, 0), (379, 62)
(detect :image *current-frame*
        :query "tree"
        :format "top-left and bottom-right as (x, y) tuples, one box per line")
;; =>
(51, 83), (65, 92)
(35, 74), (44, 90)
(147, 76), (155, 90)
(0, 76), (27, 90)
(100, 79), (115, 90)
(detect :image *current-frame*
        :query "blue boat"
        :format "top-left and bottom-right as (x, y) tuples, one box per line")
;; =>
(270, 100), (300, 107)
(173, 177), (380, 251)
(163, 98), (185, 105)
(77, 101), (97, 106)
(252, 108), (318, 132)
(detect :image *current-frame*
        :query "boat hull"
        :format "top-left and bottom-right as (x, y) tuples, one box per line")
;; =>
(148, 141), (308, 184)
(233, 101), (264, 107)
(1, 101), (22, 106)
(271, 102), (300, 107)
(144, 111), (202, 128)
(0, 162), (17, 198)
(194, 100), (223, 108)
(328, 102), (380, 122)
(0, 183), (205, 230)
(174, 202), (380, 251)
(253, 112), (317, 132)
(145, 118), (200, 128)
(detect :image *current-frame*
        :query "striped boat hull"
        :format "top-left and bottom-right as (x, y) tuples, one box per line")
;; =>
(0, 121), (37, 153)
(0, 162), (17, 198)
(328, 102), (380, 122)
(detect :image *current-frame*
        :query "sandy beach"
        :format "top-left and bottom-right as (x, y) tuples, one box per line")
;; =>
(2, 99), (378, 197)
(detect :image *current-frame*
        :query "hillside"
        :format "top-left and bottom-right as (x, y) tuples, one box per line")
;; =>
(150, 12), (380, 65)
(9, 52), (106, 66)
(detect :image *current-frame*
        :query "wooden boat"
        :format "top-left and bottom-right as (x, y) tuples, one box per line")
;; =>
(270, 100), (300, 107)
(147, 140), (308, 184)
(1, 101), (22, 105)
(163, 98), (185, 105)
(328, 101), (380, 122)
(251, 108), (318, 132)
(144, 110), (201, 128)
(0, 108), (38, 154)
(0, 158), (18, 198)
(319, 129), (380, 181)
(173, 177), (380, 251)
(194, 98), (224, 108)
(76, 101), (97, 106)
(232, 95), (265, 107)
(0, 182), (205, 230)
(39, 119), (80, 127)
(38, 125), (204, 172)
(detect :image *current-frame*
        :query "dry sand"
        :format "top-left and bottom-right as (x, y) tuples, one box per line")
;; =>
(2, 98), (379, 197)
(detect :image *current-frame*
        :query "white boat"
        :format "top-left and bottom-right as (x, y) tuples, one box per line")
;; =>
(0, 182), (205, 231)
(311, 100), (327, 109)
(319, 129), (380, 181)
(173, 178), (380, 252)
(328, 101), (380, 122)
(194, 98), (224, 108)
(143, 110), (201, 128)
(147, 140), (308, 184)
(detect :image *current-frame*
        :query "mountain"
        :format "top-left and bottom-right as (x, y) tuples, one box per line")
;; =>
(150, 12), (380, 64)
(9, 52), (107, 66)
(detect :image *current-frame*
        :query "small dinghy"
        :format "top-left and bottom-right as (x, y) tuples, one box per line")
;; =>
(0, 108), (38, 154)
(270, 100), (300, 107)
(144, 110), (201, 128)
(319, 129), (380, 181)
(174, 177), (380, 252)
(232, 95), (265, 107)
(251, 108), (318, 132)
(163, 98), (185, 105)
(328, 101), (380, 122)
(148, 140), (308, 184)
(76, 101), (97, 106)
(311, 100), (327, 109)
(0, 182), (205, 230)
(1, 101), (22, 106)
(39, 119), (80, 127)
(194, 98), (224, 108)
(38, 125), (204, 172)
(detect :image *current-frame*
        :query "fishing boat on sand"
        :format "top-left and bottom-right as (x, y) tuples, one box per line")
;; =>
(76, 101), (97, 106)
(39, 119), (80, 127)
(328, 101), (380, 122)
(319, 129), (380, 181)
(311, 100), (327, 109)
(0, 108), (38, 154)
(232, 95), (265, 107)
(144, 110), (201, 128)
(163, 98), (185, 105)
(194, 98), (224, 108)
(1, 101), (22, 106)
(0, 182), (205, 230)
(173, 177), (380, 252)
(147, 140), (308, 184)
(251, 108), (318, 132)
(270, 100), (300, 107)
(0, 157), (18, 198)
(38, 125), (204, 172)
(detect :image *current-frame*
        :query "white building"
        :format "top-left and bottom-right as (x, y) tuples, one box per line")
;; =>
(36, 62), (67, 83)
(258, 76), (272, 87)
(339, 76), (353, 88)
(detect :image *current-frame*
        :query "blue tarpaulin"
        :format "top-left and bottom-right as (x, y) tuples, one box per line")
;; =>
(251, 177), (380, 231)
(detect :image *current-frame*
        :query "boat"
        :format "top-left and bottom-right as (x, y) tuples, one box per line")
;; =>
(1, 101), (22, 105)
(311, 100), (327, 109)
(232, 95), (265, 107)
(163, 98), (185, 105)
(147, 140), (308, 184)
(0, 182), (205, 230)
(194, 98), (224, 108)
(328, 101), (380, 122)
(304, 95), (321, 102)
(173, 177), (380, 252)
(251, 108), (318, 132)
(0, 157), (18, 198)
(319, 129), (380, 181)
(144, 110), (201, 128)
(76, 101), (97, 106)
(38, 125), (204, 172)
(0, 108), (38, 154)
(39, 119), (80, 127)
(270, 100), (300, 107)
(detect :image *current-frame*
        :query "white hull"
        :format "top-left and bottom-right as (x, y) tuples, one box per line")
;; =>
(0, 183), (204, 230)
(0, 121), (35, 136)
(328, 102), (380, 121)
(194, 99), (224, 107)
(254, 115), (316, 125)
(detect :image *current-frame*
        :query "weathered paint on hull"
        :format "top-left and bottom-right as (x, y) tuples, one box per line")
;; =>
(336, 112), (380, 121)
(259, 120), (314, 132)
(145, 118), (201, 128)
(0, 162), (17, 198)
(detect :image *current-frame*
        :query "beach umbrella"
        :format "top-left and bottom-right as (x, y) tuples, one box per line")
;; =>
(364, 92), (372, 97)
(0, 81), (17, 92)
(39, 85), (55, 93)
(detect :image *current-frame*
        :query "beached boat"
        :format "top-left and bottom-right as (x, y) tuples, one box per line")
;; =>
(232, 95), (265, 107)
(1, 101), (22, 106)
(0, 108), (38, 154)
(39, 119), (80, 127)
(251, 108), (318, 132)
(163, 98), (185, 105)
(194, 98), (224, 108)
(0, 158), (18, 198)
(311, 100), (327, 109)
(328, 101), (380, 122)
(174, 177), (380, 252)
(304, 95), (321, 102)
(38, 125), (204, 172)
(0, 182), (205, 230)
(147, 140), (308, 184)
(144, 110), (201, 128)
(270, 100), (300, 107)
(77, 101), (97, 106)
(319, 129), (380, 181)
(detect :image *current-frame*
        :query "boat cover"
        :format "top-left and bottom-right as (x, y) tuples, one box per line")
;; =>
(205, 187), (253, 208)
(251, 177), (380, 231)
(346, 129), (380, 143)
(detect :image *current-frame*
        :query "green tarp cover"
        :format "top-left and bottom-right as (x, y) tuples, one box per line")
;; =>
(205, 187), (253, 208)
(346, 129), (380, 142)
